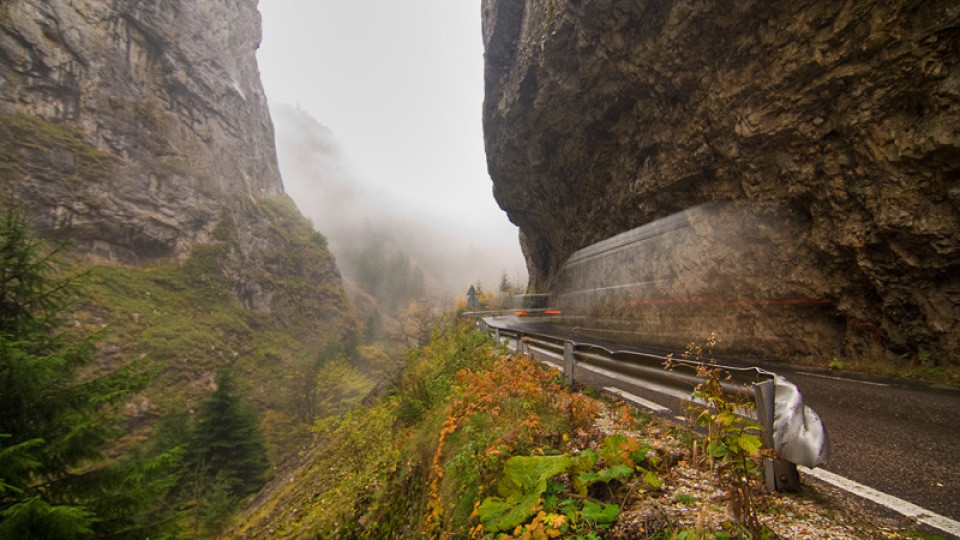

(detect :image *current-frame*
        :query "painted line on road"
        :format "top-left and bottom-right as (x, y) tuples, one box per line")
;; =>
(793, 371), (891, 387)
(799, 466), (960, 538)
(602, 386), (670, 413)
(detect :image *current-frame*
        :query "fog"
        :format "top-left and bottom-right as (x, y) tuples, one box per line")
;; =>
(271, 103), (527, 309)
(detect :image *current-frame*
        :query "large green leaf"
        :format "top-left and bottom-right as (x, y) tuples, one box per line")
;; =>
(737, 434), (763, 456)
(643, 469), (664, 489)
(706, 439), (728, 458)
(477, 498), (514, 531)
(479, 454), (571, 532)
(571, 449), (599, 497)
(578, 464), (634, 485)
(498, 454), (571, 498)
(581, 500), (619, 524)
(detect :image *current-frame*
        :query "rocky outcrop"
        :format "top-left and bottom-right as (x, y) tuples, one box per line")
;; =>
(0, 0), (349, 323)
(482, 0), (960, 362)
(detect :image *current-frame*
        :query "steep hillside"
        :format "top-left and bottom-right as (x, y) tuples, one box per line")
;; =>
(73, 196), (355, 458)
(0, 0), (355, 456)
(482, 0), (960, 364)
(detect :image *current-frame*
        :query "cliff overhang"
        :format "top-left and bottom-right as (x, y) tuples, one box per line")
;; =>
(482, 0), (960, 363)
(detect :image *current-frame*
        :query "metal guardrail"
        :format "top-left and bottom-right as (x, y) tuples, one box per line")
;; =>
(478, 317), (829, 493)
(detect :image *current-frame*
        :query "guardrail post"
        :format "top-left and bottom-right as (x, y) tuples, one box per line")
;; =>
(517, 333), (526, 356)
(754, 380), (800, 492)
(493, 328), (501, 346)
(563, 341), (576, 385)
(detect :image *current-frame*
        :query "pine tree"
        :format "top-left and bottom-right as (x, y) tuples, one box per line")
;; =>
(361, 309), (383, 344)
(0, 208), (179, 538)
(499, 270), (512, 294)
(186, 369), (269, 501)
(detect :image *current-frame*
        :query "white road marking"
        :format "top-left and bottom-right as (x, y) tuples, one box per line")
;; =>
(793, 371), (890, 387)
(602, 386), (670, 413)
(799, 466), (960, 538)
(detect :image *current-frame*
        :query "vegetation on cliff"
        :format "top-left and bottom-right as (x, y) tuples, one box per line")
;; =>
(66, 194), (357, 455)
(0, 209), (180, 538)
(0, 112), (118, 185)
(0, 201), (372, 536)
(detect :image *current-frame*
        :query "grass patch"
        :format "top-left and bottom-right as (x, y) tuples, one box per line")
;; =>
(809, 344), (960, 388)
(0, 112), (118, 182)
(71, 233), (353, 464)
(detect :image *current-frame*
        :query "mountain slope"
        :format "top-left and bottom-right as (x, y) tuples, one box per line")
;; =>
(0, 0), (355, 459)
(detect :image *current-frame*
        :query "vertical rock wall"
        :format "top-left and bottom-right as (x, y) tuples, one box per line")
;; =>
(482, 0), (960, 363)
(0, 0), (350, 324)
(1, 0), (280, 262)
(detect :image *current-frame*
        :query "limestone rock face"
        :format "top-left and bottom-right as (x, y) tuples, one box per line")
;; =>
(482, 0), (960, 362)
(1, 0), (279, 261)
(0, 0), (349, 323)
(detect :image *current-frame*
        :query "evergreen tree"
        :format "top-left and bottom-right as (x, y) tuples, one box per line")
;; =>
(185, 369), (269, 501)
(0, 208), (179, 538)
(499, 270), (512, 294)
(361, 309), (383, 344)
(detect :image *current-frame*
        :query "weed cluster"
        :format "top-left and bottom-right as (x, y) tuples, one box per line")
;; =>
(667, 333), (770, 538)
(421, 343), (607, 535)
(474, 431), (666, 539)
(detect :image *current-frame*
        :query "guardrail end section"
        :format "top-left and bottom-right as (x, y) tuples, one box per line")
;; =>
(772, 375), (829, 469)
(754, 376), (830, 493)
(754, 379), (801, 492)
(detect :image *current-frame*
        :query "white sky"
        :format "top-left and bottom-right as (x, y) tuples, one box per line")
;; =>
(256, 1), (525, 281)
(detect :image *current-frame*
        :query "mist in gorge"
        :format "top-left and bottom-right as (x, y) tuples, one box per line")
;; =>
(270, 103), (527, 311)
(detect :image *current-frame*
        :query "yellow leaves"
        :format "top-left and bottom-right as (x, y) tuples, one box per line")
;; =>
(542, 513), (566, 528)
(736, 434), (763, 456)
(501, 511), (567, 540)
(469, 523), (489, 539)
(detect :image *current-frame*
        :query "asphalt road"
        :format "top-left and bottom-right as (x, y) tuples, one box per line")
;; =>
(488, 317), (960, 525)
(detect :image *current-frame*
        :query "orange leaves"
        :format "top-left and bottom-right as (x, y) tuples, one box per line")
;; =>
(497, 510), (567, 540)
(454, 355), (552, 407)
(423, 352), (609, 537)
(424, 355), (576, 532)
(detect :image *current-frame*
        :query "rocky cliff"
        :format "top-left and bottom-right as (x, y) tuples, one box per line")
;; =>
(482, 0), (960, 363)
(0, 0), (349, 324)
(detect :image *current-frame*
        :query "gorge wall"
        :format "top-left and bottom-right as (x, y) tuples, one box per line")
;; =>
(482, 0), (960, 363)
(0, 0), (349, 326)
